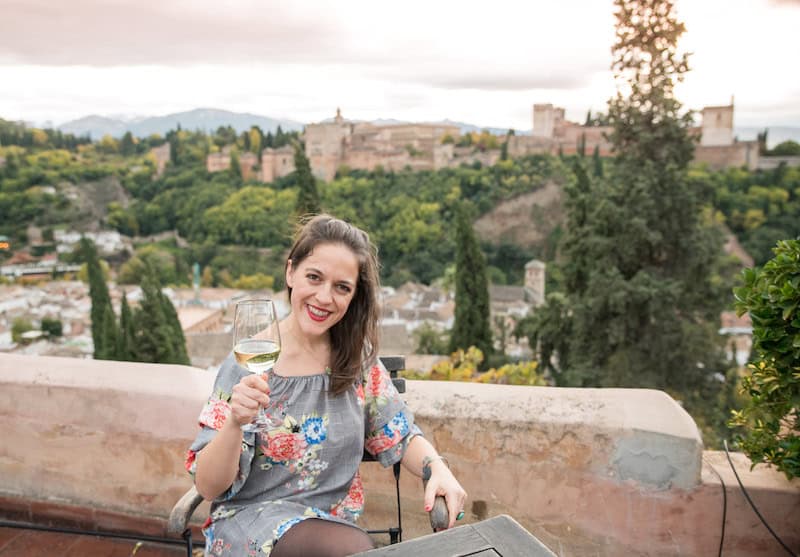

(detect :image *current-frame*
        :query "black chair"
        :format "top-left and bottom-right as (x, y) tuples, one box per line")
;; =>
(168, 356), (447, 556)
(362, 356), (405, 545)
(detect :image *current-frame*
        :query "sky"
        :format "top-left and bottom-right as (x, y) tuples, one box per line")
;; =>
(0, 0), (798, 130)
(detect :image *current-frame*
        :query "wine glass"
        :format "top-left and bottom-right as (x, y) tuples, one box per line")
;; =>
(232, 299), (282, 432)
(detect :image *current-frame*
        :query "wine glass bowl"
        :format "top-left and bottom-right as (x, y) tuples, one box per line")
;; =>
(232, 299), (282, 432)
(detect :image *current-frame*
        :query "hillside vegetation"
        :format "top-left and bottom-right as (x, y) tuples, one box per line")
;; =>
(1, 116), (798, 291)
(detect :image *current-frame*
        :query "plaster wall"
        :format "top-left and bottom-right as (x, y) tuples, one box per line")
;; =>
(695, 142), (760, 171)
(206, 152), (231, 173)
(0, 354), (797, 556)
(701, 106), (735, 146)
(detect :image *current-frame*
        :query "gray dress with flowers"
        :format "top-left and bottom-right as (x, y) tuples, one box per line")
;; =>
(186, 354), (421, 557)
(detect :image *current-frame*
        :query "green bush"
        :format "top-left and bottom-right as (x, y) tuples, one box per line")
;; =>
(41, 317), (63, 337)
(730, 238), (800, 479)
(11, 317), (33, 343)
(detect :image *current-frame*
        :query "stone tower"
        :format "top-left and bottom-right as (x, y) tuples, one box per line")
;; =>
(524, 260), (546, 307)
(532, 104), (564, 138)
(701, 103), (734, 146)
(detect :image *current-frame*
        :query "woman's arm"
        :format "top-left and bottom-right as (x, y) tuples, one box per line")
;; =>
(194, 418), (244, 500)
(401, 435), (467, 529)
(194, 373), (270, 500)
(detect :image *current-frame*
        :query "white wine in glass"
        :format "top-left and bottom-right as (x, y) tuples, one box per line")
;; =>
(232, 299), (282, 432)
(234, 339), (280, 373)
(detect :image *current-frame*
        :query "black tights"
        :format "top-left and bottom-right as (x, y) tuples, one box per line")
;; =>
(270, 518), (375, 557)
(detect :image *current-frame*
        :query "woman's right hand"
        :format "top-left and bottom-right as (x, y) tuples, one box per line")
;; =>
(229, 374), (271, 427)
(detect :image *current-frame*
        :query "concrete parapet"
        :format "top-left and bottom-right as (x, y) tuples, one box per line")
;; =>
(0, 354), (798, 556)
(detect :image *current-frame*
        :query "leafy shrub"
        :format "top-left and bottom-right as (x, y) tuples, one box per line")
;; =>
(730, 239), (800, 479)
(41, 317), (63, 337)
(11, 317), (33, 343)
(403, 346), (548, 386)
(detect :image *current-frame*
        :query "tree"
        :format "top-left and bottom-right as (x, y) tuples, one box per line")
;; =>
(230, 150), (242, 180)
(518, 0), (730, 435)
(116, 292), (135, 361)
(449, 205), (493, 358)
(2, 152), (19, 178)
(132, 263), (190, 365)
(120, 132), (136, 156)
(577, 133), (586, 157)
(80, 237), (118, 360)
(769, 140), (800, 156)
(293, 141), (322, 215)
(500, 140), (509, 161)
(730, 239), (800, 479)
(592, 145), (603, 177)
(249, 126), (263, 155)
(168, 131), (181, 165)
(414, 322), (450, 355)
(161, 285), (190, 364)
(118, 245), (179, 286)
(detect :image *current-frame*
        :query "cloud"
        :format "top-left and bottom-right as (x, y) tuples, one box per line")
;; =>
(0, 0), (613, 87)
(0, 0), (348, 66)
(413, 69), (599, 91)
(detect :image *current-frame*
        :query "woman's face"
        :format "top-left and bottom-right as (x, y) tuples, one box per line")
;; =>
(286, 242), (360, 338)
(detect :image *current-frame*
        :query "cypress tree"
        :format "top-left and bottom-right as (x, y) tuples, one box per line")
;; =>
(449, 205), (493, 357)
(116, 292), (135, 361)
(293, 141), (322, 215)
(132, 263), (190, 365)
(98, 304), (119, 360)
(500, 140), (509, 161)
(80, 237), (118, 360)
(230, 150), (242, 180)
(592, 145), (603, 177)
(120, 131), (136, 156)
(159, 286), (190, 365)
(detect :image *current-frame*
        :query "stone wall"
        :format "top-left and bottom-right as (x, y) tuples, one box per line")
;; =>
(758, 155), (800, 170)
(260, 146), (295, 183)
(0, 354), (798, 555)
(696, 142), (760, 171)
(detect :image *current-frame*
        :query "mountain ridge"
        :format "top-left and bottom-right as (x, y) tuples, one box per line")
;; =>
(57, 108), (304, 140)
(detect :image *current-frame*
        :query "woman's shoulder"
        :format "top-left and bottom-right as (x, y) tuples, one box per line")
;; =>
(213, 353), (248, 386)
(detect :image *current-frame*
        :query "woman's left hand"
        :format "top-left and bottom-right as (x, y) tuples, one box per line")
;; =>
(422, 459), (468, 529)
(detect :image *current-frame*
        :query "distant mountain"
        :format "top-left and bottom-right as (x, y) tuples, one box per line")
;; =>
(59, 115), (131, 139)
(58, 108), (304, 140)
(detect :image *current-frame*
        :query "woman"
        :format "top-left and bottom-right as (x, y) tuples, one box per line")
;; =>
(186, 215), (467, 557)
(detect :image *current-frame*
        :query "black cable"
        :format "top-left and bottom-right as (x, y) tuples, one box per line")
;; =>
(703, 456), (727, 557)
(0, 519), (203, 548)
(723, 440), (798, 557)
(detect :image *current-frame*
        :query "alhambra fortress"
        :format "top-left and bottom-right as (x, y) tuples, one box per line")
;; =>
(205, 102), (763, 182)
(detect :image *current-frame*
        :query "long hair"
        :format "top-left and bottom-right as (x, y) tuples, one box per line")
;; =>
(285, 214), (380, 395)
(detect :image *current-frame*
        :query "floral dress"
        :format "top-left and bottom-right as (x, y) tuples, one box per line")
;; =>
(185, 354), (422, 557)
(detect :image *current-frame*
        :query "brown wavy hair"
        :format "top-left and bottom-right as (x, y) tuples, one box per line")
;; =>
(285, 214), (380, 395)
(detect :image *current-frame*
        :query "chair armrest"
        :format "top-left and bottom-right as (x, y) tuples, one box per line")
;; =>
(429, 496), (449, 531)
(167, 485), (204, 535)
(422, 465), (450, 531)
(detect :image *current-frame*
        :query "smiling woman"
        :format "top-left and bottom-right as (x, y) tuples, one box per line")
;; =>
(187, 214), (467, 557)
